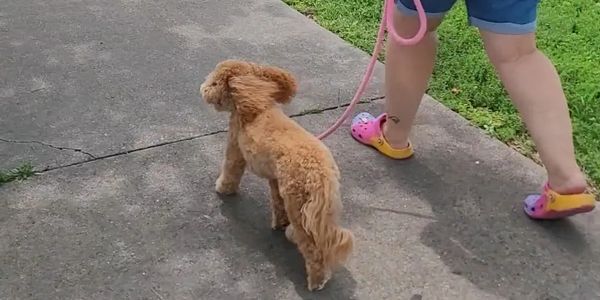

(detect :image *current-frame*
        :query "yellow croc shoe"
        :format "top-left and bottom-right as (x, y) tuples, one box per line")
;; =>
(350, 112), (413, 159)
(524, 183), (595, 219)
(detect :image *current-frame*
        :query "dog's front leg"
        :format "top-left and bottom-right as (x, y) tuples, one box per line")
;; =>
(216, 131), (246, 195)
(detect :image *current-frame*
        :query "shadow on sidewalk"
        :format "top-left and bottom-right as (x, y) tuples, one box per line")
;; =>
(385, 147), (595, 299)
(218, 192), (358, 300)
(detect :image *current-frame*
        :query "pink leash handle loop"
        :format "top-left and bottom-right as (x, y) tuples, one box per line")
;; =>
(385, 0), (428, 45)
(316, 0), (427, 140)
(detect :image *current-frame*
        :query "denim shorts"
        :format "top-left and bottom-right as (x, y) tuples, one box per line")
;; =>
(395, 0), (540, 34)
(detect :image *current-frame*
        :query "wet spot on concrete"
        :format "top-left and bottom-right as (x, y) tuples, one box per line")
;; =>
(9, 182), (59, 210)
(168, 25), (210, 49)
(121, 0), (142, 4)
(72, 42), (111, 64)
(31, 77), (51, 92)
(70, 170), (127, 208)
(0, 87), (16, 98)
(46, 56), (60, 66)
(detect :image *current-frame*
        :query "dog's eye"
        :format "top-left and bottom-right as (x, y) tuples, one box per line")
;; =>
(211, 82), (217, 86)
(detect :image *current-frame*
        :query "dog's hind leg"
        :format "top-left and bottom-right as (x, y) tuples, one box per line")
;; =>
(216, 130), (246, 195)
(292, 221), (331, 291)
(269, 180), (289, 230)
(282, 196), (331, 291)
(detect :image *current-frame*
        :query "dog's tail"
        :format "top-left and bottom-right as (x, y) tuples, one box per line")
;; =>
(300, 172), (355, 267)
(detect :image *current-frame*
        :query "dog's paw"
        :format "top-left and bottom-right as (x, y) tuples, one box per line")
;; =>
(307, 270), (331, 292)
(284, 224), (295, 242)
(215, 175), (238, 195)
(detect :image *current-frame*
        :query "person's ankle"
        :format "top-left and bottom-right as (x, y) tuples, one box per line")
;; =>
(548, 172), (588, 195)
(382, 122), (410, 149)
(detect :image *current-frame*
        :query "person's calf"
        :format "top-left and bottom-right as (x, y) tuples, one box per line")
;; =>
(382, 12), (441, 149)
(481, 31), (589, 196)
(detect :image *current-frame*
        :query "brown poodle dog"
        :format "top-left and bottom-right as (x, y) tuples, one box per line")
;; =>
(200, 59), (355, 291)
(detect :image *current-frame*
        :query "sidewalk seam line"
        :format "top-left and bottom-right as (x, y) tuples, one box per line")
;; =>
(31, 95), (384, 174)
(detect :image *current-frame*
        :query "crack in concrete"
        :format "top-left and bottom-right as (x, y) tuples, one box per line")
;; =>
(0, 138), (96, 159)
(16, 95), (383, 174)
(289, 96), (383, 118)
(364, 205), (437, 221)
(41, 129), (228, 173)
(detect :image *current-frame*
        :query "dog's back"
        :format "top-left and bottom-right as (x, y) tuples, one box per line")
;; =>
(239, 106), (338, 181)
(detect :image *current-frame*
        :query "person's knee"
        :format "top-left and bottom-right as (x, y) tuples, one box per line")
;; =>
(481, 31), (537, 66)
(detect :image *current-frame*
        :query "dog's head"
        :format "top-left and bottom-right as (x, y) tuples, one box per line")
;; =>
(200, 60), (297, 119)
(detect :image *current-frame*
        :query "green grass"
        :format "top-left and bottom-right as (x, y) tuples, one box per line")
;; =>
(284, 0), (600, 187)
(0, 163), (35, 186)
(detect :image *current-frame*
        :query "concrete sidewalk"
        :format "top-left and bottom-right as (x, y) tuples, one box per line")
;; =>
(0, 0), (383, 170)
(1, 0), (599, 299)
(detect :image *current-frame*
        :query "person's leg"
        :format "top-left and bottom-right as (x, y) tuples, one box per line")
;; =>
(467, 0), (594, 218)
(480, 31), (587, 194)
(350, 0), (454, 159)
(382, 1), (446, 148)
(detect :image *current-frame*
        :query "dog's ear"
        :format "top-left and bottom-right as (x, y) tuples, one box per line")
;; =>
(260, 66), (297, 104)
(215, 60), (251, 89)
(228, 75), (277, 123)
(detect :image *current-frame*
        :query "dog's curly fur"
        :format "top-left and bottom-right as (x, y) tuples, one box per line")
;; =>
(200, 59), (355, 291)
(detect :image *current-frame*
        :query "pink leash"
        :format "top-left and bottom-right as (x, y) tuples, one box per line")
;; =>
(317, 0), (427, 140)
